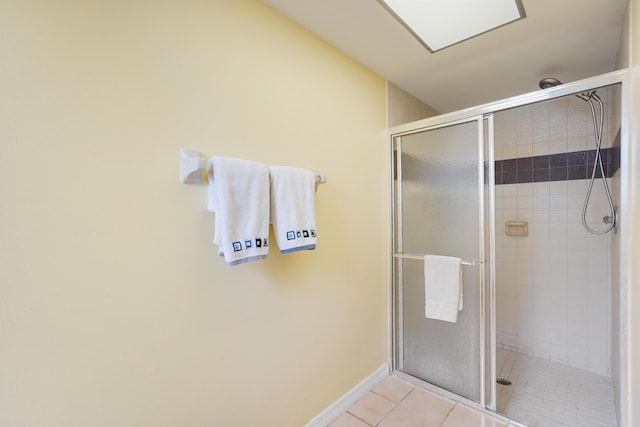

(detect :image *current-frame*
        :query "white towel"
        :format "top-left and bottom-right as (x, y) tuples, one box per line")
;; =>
(424, 255), (463, 323)
(207, 157), (270, 266)
(268, 166), (317, 254)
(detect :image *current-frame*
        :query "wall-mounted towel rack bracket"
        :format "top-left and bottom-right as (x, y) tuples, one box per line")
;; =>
(179, 149), (327, 185)
(180, 150), (208, 183)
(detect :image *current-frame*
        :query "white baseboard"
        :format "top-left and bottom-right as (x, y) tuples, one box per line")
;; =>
(304, 363), (390, 427)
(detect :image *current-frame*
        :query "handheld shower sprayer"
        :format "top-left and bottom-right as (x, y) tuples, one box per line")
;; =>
(538, 78), (616, 234)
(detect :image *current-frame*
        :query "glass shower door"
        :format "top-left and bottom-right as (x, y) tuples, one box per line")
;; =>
(393, 116), (488, 405)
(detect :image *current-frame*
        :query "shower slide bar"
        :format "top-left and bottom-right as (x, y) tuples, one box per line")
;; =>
(392, 253), (483, 266)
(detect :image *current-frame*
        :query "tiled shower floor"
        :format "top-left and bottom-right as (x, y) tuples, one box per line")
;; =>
(496, 348), (617, 427)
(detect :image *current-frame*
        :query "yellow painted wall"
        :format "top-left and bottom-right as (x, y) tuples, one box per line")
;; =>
(0, 1), (389, 426)
(387, 82), (440, 127)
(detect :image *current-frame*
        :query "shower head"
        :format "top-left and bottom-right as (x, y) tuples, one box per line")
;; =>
(539, 78), (563, 89)
(539, 77), (602, 103)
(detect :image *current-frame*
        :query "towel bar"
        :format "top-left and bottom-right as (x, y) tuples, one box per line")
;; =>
(180, 149), (327, 184)
(392, 253), (483, 266)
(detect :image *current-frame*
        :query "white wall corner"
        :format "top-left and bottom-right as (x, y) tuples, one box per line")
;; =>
(304, 363), (390, 427)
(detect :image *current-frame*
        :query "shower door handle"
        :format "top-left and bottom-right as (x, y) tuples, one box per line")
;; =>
(392, 253), (483, 266)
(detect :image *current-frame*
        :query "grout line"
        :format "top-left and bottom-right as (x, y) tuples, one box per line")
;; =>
(438, 402), (458, 427)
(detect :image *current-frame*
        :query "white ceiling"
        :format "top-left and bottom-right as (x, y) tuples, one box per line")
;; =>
(261, 0), (628, 113)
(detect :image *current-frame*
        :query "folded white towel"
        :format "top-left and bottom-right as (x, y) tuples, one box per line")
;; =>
(424, 255), (463, 323)
(207, 157), (270, 266)
(268, 166), (317, 254)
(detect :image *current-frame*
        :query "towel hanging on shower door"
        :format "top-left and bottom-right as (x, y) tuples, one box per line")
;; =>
(424, 255), (463, 323)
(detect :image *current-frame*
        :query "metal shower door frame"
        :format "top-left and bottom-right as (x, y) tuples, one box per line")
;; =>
(391, 114), (492, 408)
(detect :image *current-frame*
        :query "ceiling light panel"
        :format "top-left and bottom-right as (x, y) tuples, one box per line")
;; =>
(378, 0), (526, 52)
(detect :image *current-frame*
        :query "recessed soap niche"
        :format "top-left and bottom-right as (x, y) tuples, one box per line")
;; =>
(505, 221), (528, 236)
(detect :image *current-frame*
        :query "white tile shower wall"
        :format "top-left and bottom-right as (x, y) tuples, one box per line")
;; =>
(495, 89), (615, 162)
(495, 91), (613, 376)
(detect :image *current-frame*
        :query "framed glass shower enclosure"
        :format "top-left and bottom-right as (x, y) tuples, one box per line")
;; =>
(391, 115), (497, 410)
(389, 69), (627, 426)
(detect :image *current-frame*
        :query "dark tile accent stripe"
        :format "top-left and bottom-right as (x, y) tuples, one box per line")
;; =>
(495, 148), (619, 185)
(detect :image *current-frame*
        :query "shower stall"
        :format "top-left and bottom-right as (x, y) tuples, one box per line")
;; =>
(390, 70), (627, 427)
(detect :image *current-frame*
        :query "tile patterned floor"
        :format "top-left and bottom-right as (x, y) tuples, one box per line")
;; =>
(496, 348), (617, 427)
(328, 354), (618, 427)
(328, 376), (510, 427)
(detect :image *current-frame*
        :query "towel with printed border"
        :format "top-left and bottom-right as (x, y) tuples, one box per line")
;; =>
(268, 165), (317, 254)
(208, 156), (270, 266)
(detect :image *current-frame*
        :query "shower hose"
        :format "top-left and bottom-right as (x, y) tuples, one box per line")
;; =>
(579, 91), (616, 235)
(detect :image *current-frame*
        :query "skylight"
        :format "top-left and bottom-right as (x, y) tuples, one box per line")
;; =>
(378, 0), (526, 52)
